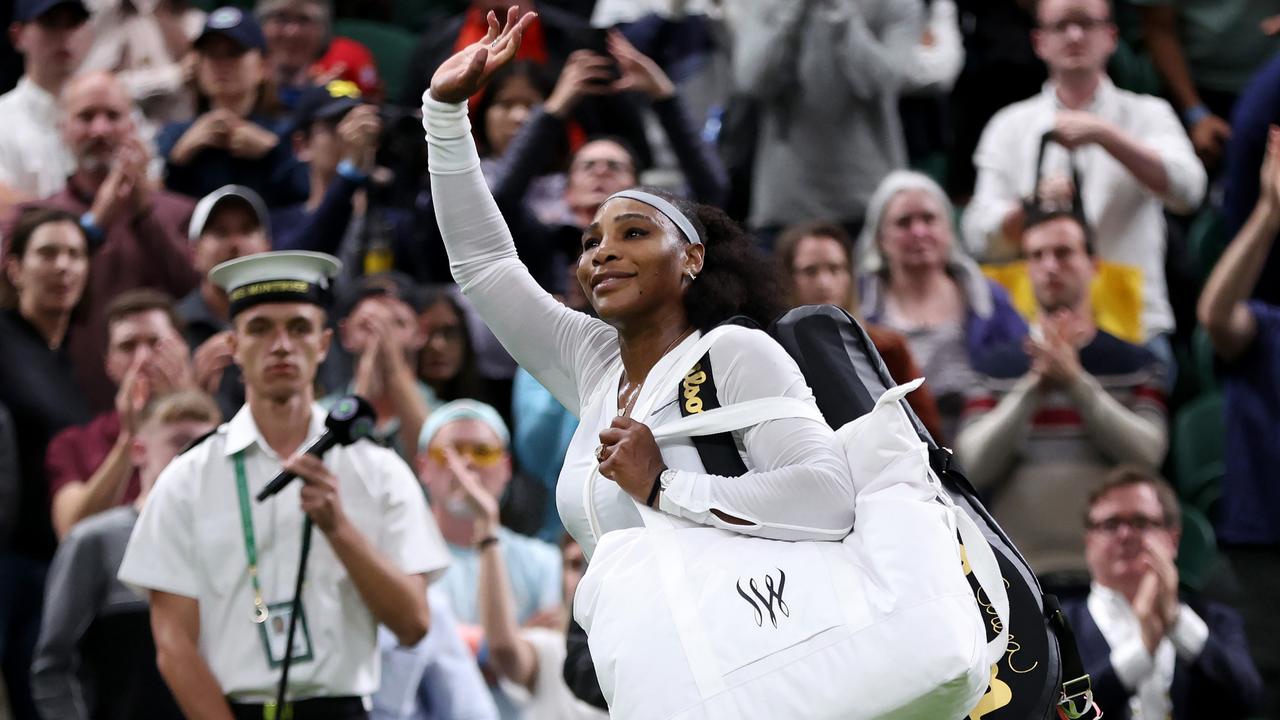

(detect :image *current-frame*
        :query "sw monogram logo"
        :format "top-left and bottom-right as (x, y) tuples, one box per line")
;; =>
(736, 569), (790, 628)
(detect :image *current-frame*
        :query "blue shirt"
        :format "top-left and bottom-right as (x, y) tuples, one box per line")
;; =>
(157, 114), (308, 207)
(1222, 55), (1280, 305)
(1219, 300), (1280, 545)
(372, 587), (498, 720)
(437, 526), (561, 626)
(511, 369), (578, 542)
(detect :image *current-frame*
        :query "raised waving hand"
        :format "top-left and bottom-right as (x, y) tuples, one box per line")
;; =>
(429, 6), (539, 104)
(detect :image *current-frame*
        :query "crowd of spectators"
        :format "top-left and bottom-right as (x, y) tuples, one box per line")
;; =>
(0, 0), (1277, 718)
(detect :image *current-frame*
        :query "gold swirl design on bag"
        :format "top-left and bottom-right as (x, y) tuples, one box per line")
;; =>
(968, 664), (1013, 719)
(683, 363), (707, 413)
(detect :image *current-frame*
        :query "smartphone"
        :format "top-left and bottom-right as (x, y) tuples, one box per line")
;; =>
(581, 28), (622, 85)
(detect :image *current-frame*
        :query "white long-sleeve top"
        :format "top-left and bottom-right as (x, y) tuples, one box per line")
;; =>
(424, 96), (853, 558)
(961, 78), (1206, 339)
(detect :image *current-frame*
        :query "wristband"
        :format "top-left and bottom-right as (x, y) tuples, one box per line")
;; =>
(476, 535), (499, 550)
(646, 470), (663, 508)
(1181, 104), (1211, 128)
(336, 159), (370, 183)
(79, 211), (106, 248)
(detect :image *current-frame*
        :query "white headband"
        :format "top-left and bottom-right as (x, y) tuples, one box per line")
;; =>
(604, 189), (702, 245)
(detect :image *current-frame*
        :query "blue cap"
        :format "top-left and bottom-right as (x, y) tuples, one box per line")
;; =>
(293, 80), (363, 131)
(195, 7), (267, 53)
(418, 400), (510, 452)
(14, 0), (88, 23)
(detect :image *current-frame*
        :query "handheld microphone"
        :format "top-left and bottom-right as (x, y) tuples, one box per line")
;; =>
(255, 395), (377, 502)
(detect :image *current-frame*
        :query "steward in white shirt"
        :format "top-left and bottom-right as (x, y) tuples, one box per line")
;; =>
(119, 251), (450, 720)
(0, 0), (90, 211)
(962, 0), (1206, 342)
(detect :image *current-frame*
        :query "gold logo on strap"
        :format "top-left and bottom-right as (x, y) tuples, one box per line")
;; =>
(682, 363), (707, 413)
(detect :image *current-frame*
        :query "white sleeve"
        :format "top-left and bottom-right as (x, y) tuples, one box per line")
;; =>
(1139, 97), (1207, 214)
(419, 588), (500, 720)
(658, 330), (856, 541)
(904, 0), (964, 94)
(117, 457), (200, 598)
(962, 109), (1024, 261)
(423, 95), (616, 416)
(377, 450), (450, 583)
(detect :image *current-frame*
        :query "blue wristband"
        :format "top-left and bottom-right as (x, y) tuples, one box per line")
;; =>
(336, 159), (369, 183)
(79, 211), (105, 246)
(1181, 104), (1211, 128)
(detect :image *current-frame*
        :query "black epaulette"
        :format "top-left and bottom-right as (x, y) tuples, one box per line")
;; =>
(178, 428), (218, 456)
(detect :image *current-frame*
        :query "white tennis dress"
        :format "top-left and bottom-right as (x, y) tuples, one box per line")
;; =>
(424, 95), (853, 558)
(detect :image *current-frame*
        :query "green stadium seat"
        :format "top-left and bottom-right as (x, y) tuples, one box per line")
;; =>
(1171, 392), (1224, 515)
(1176, 505), (1217, 593)
(392, 0), (468, 34)
(332, 19), (419, 103)
(911, 152), (949, 190)
(1191, 325), (1219, 395)
(1187, 207), (1227, 283)
(1107, 40), (1162, 96)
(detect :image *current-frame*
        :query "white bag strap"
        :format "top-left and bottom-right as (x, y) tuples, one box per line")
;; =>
(650, 396), (825, 441)
(582, 326), (739, 543)
(955, 507), (1011, 669)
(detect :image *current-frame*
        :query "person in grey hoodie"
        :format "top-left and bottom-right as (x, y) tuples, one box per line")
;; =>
(729, 0), (922, 244)
(30, 391), (221, 720)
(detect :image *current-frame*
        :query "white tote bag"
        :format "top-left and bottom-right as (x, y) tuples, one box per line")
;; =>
(574, 333), (1009, 719)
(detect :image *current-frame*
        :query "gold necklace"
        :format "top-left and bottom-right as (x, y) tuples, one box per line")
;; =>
(618, 327), (694, 418)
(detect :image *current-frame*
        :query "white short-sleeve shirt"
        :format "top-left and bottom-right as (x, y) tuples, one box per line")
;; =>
(118, 403), (450, 701)
(0, 78), (74, 200)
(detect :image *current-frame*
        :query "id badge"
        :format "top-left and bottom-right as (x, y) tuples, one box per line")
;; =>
(257, 599), (315, 668)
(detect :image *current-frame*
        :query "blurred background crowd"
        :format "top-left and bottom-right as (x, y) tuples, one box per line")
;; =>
(0, 0), (1278, 717)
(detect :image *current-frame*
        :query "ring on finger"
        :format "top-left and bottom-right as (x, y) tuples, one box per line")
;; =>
(594, 444), (606, 462)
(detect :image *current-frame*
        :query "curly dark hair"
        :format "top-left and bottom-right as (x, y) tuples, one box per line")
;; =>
(639, 189), (786, 331)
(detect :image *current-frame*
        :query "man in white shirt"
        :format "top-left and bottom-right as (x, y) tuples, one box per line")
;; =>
(119, 251), (450, 720)
(961, 0), (1206, 344)
(1059, 466), (1262, 720)
(0, 0), (91, 212)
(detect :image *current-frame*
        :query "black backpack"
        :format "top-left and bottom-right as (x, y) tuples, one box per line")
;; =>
(676, 306), (1102, 720)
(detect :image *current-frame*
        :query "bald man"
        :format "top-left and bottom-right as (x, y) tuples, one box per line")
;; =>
(43, 71), (201, 411)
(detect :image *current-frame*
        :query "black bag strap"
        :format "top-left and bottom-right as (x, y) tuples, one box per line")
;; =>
(677, 350), (750, 477)
(1026, 131), (1091, 240)
(1044, 594), (1103, 719)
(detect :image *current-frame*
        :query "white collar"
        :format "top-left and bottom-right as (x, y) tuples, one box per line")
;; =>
(14, 76), (59, 116)
(1041, 75), (1116, 114)
(223, 401), (328, 458)
(1089, 581), (1130, 611)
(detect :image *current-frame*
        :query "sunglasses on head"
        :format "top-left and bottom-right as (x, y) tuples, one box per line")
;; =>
(427, 442), (505, 468)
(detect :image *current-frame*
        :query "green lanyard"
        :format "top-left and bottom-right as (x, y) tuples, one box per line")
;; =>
(233, 452), (272, 624)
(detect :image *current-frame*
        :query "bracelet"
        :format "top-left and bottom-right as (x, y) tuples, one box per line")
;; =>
(476, 536), (499, 549)
(1181, 104), (1211, 129)
(337, 159), (370, 183)
(646, 470), (663, 508)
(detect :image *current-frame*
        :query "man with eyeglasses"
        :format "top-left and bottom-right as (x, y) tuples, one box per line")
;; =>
(413, 400), (562, 718)
(962, 0), (1205, 357)
(956, 206), (1168, 593)
(1058, 466), (1262, 720)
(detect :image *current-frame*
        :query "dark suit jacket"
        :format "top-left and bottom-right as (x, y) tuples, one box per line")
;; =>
(1061, 593), (1262, 720)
